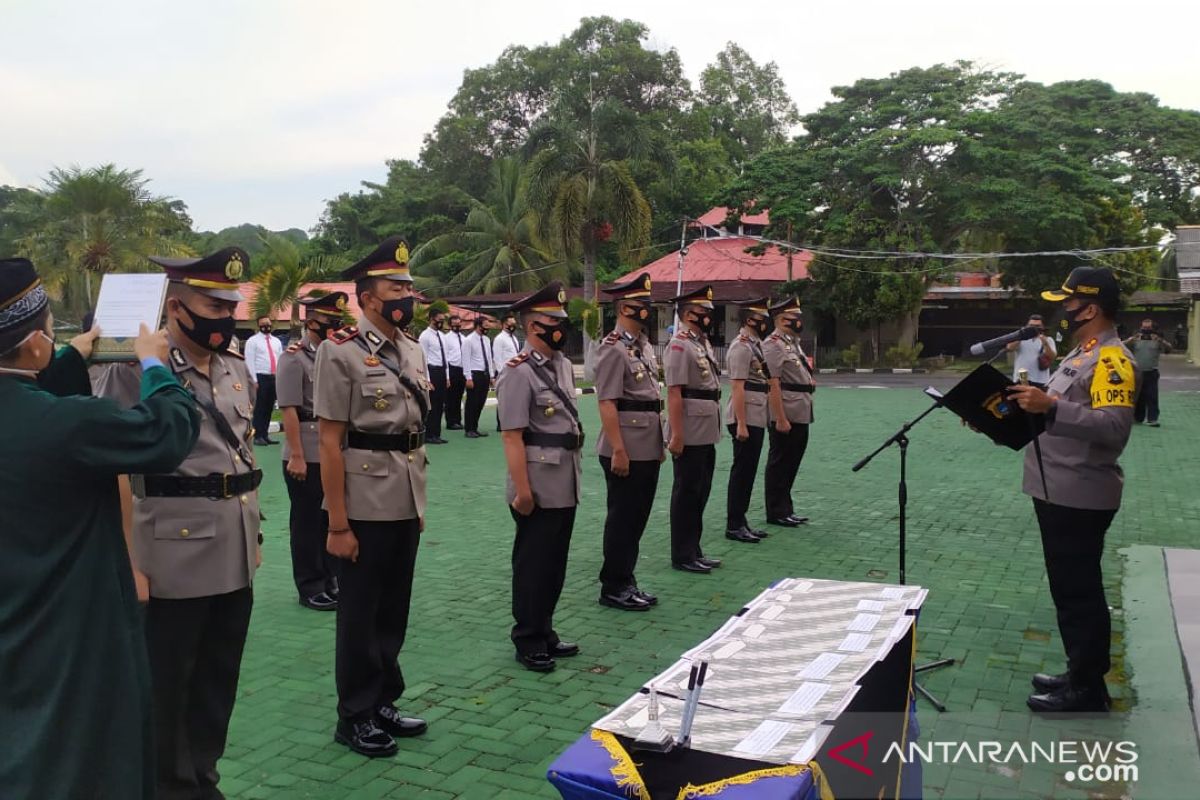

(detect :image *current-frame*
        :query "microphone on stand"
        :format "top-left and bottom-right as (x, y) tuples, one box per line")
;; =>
(968, 326), (1040, 356)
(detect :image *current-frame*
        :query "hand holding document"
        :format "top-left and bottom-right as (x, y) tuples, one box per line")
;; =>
(91, 274), (170, 361)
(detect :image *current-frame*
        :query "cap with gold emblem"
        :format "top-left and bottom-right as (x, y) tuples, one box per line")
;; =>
(149, 247), (249, 302)
(769, 296), (802, 317)
(0, 258), (50, 336)
(734, 296), (770, 317)
(297, 290), (349, 318)
(601, 271), (652, 304)
(509, 280), (568, 319)
(340, 235), (412, 282)
(1040, 266), (1120, 306)
(668, 284), (714, 310)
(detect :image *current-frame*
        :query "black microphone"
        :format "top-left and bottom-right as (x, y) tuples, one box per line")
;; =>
(968, 326), (1039, 356)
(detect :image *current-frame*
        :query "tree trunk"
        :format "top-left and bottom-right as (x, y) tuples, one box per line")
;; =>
(897, 307), (920, 350)
(582, 244), (598, 380)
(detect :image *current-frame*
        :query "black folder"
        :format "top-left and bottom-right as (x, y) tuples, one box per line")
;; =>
(935, 364), (1045, 450)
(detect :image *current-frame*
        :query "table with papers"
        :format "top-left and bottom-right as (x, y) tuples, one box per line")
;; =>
(547, 577), (925, 800)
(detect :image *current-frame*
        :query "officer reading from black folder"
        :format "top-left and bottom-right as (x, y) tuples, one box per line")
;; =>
(1005, 266), (1137, 713)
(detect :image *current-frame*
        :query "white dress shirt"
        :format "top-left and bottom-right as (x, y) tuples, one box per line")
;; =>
(243, 331), (284, 375)
(491, 329), (521, 376)
(443, 329), (463, 368)
(419, 327), (446, 368)
(462, 330), (492, 374)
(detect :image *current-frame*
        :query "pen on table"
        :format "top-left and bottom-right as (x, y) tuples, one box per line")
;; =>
(678, 664), (698, 741)
(681, 661), (709, 744)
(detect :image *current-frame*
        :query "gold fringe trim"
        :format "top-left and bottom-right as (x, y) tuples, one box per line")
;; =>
(676, 762), (830, 800)
(590, 728), (652, 800)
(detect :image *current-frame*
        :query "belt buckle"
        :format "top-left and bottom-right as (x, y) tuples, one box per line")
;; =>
(129, 474), (147, 499)
(221, 473), (234, 499)
(408, 430), (420, 451)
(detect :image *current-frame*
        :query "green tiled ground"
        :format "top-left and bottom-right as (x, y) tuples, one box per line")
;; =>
(225, 385), (1200, 799)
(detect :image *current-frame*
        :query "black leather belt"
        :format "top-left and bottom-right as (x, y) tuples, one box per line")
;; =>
(347, 430), (426, 452)
(745, 383), (769, 393)
(298, 410), (317, 421)
(781, 382), (814, 393)
(136, 470), (263, 499)
(681, 388), (719, 401)
(616, 399), (663, 412)
(523, 431), (585, 450)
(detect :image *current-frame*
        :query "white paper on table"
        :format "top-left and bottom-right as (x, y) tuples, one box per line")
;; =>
(775, 594), (793, 603)
(791, 725), (834, 763)
(827, 684), (862, 718)
(906, 587), (930, 611)
(93, 274), (169, 338)
(838, 633), (872, 652)
(759, 604), (785, 621)
(793, 581), (813, 593)
(734, 720), (793, 756)
(779, 682), (830, 715)
(743, 623), (766, 640)
(889, 615), (914, 642)
(797, 652), (845, 680)
(626, 706), (651, 728)
(713, 640), (746, 660)
(856, 599), (885, 612)
(847, 613), (881, 632)
(880, 587), (906, 600)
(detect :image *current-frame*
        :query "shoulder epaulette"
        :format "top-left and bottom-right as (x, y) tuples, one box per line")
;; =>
(766, 332), (783, 342)
(736, 333), (751, 343)
(507, 352), (530, 368)
(675, 329), (696, 341)
(402, 330), (419, 343)
(330, 326), (360, 345)
(602, 330), (620, 344)
(285, 342), (302, 354)
(224, 348), (244, 360)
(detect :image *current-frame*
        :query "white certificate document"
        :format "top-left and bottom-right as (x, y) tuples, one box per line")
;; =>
(92, 274), (170, 360)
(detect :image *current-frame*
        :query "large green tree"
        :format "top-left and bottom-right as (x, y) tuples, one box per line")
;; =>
(410, 156), (560, 296)
(696, 42), (799, 169)
(251, 234), (346, 335)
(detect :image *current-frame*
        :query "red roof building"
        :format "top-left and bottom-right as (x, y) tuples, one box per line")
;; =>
(615, 236), (810, 302)
(233, 282), (488, 328)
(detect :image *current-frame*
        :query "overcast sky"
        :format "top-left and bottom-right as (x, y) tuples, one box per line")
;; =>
(4, 0), (1198, 233)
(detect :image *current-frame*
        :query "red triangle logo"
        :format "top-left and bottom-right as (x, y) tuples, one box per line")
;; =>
(827, 731), (875, 776)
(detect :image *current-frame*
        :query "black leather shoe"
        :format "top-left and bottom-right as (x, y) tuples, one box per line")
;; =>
(516, 651), (556, 672)
(1031, 672), (1069, 692)
(447, 423), (464, 430)
(375, 706), (428, 738)
(632, 587), (658, 606)
(748, 526), (769, 538)
(426, 436), (447, 444)
(725, 526), (762, 543)
(300, 592), (338, 611)
(787, 514), (810, 524)
(672, 560), (713, 574)
(767, 517), (801, 527)
(1027, 685), (1111, 714)
(474, 430), (489, 437)
(550, 641), (580, 658)
(253, 438), (271, 446)
(334, 719), (397, 757)
(465, 431), (482, 438)
(600, 588), (651, 611)
(697, 556), (722, 569)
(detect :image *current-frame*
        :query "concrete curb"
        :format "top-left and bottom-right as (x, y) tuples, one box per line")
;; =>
(817, 367), (926, 375)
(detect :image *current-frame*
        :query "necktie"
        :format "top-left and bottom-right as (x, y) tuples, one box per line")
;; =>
(481, 335), (490, 374)
(437, 332), (446, 367)
(267, 335), (277, 373)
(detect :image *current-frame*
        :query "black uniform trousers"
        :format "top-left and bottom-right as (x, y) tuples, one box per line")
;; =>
(1033, 499), (1117, 689)
(252, 374), (276, 440)
(511, 506), (575, 656)
(670, 444), (716, 564)
(1134, 368), (1160, 423)
(764, 422), (810, 520)
(465, 370), (491, 433)
(282, 461), (339, 599)
(726, 424), (765, 530)
(426, 365), (447, 437)
(446, 365), (465, 427)
(598, 457), (661, 594)
(145, 587), (253, 800)
(336, 519), (420, 723)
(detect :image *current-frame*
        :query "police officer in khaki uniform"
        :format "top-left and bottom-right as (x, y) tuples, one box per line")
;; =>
(762, 297), (815, 527)
(97, 247), (262, 800)
(278, 291), (347, 611)
(664, 285), (723, 574)
(497, 282), (583, 672)
(314, 237), (430, 757)
(1007, 267), (1137, 713)
(724, 298), (772, 544)
(594, 272), (663, 611)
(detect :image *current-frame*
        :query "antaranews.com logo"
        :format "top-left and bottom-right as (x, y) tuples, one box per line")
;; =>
(882, 739), (1139, 785)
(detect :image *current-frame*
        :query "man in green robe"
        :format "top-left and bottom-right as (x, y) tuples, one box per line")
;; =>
(0, 257), (200, 800)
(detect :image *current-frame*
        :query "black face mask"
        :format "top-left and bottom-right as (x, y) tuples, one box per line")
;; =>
(786, 318), (804, 334)
(178, 301), (236, 352)
(378, 296), (414, 329)
(687, 311), (713, 334)
(534, 320), (570, 351)
(259, 325), (273, 335)
(1056, 304), (1092, 336)
(747, 317), (768, 337)
(309, 318), (342, 340)
(504, 323), (516, 333)
(622, 304), (651, 328)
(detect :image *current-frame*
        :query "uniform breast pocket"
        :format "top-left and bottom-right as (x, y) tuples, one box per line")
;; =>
(153, 518), (216, 541)
(346, 449), (391, 478)
(536, 391), (560, 417)
(360, 382), (397, 413)
(527, 447), (562, 465)
(746, 392), (767, 407)
(686, 401), (717, 417)
(619, 414), (652, 428)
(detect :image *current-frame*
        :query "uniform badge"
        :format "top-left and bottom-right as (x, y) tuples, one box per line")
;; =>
(544, 406), (556, 417)
(225, 252), (245, 280)
(394, 241), (410, 265)
(233, 382), (243, 392)
(1083, 337), (1098, 353)
(635, 371), (645, 381)
(365, 330), (383, 348)
(170, 347), (187, 368)
(365, 355), (381, 367)
(374, 398), (390, 411)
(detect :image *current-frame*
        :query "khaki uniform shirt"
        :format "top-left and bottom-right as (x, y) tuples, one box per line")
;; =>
(95, 339), (261, 600)
(1022, 328), (1137, 511)
(276, 337), (320, 463)
(594, 327), (664, 461)
(313, 317), (431, 522)
(763, 331), (815, 424)
(497, 346), (582, 508)
(725, 332), (770, 429)
(663, 329), (721, 446)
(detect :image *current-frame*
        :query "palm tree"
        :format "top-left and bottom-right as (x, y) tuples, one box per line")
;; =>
(410, 156), (560, 296)
(17, 164), (193, 319)
(252, 234), (347, 335)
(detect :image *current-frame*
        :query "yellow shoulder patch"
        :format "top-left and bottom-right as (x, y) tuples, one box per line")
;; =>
(1090, 346), (1135, 409)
